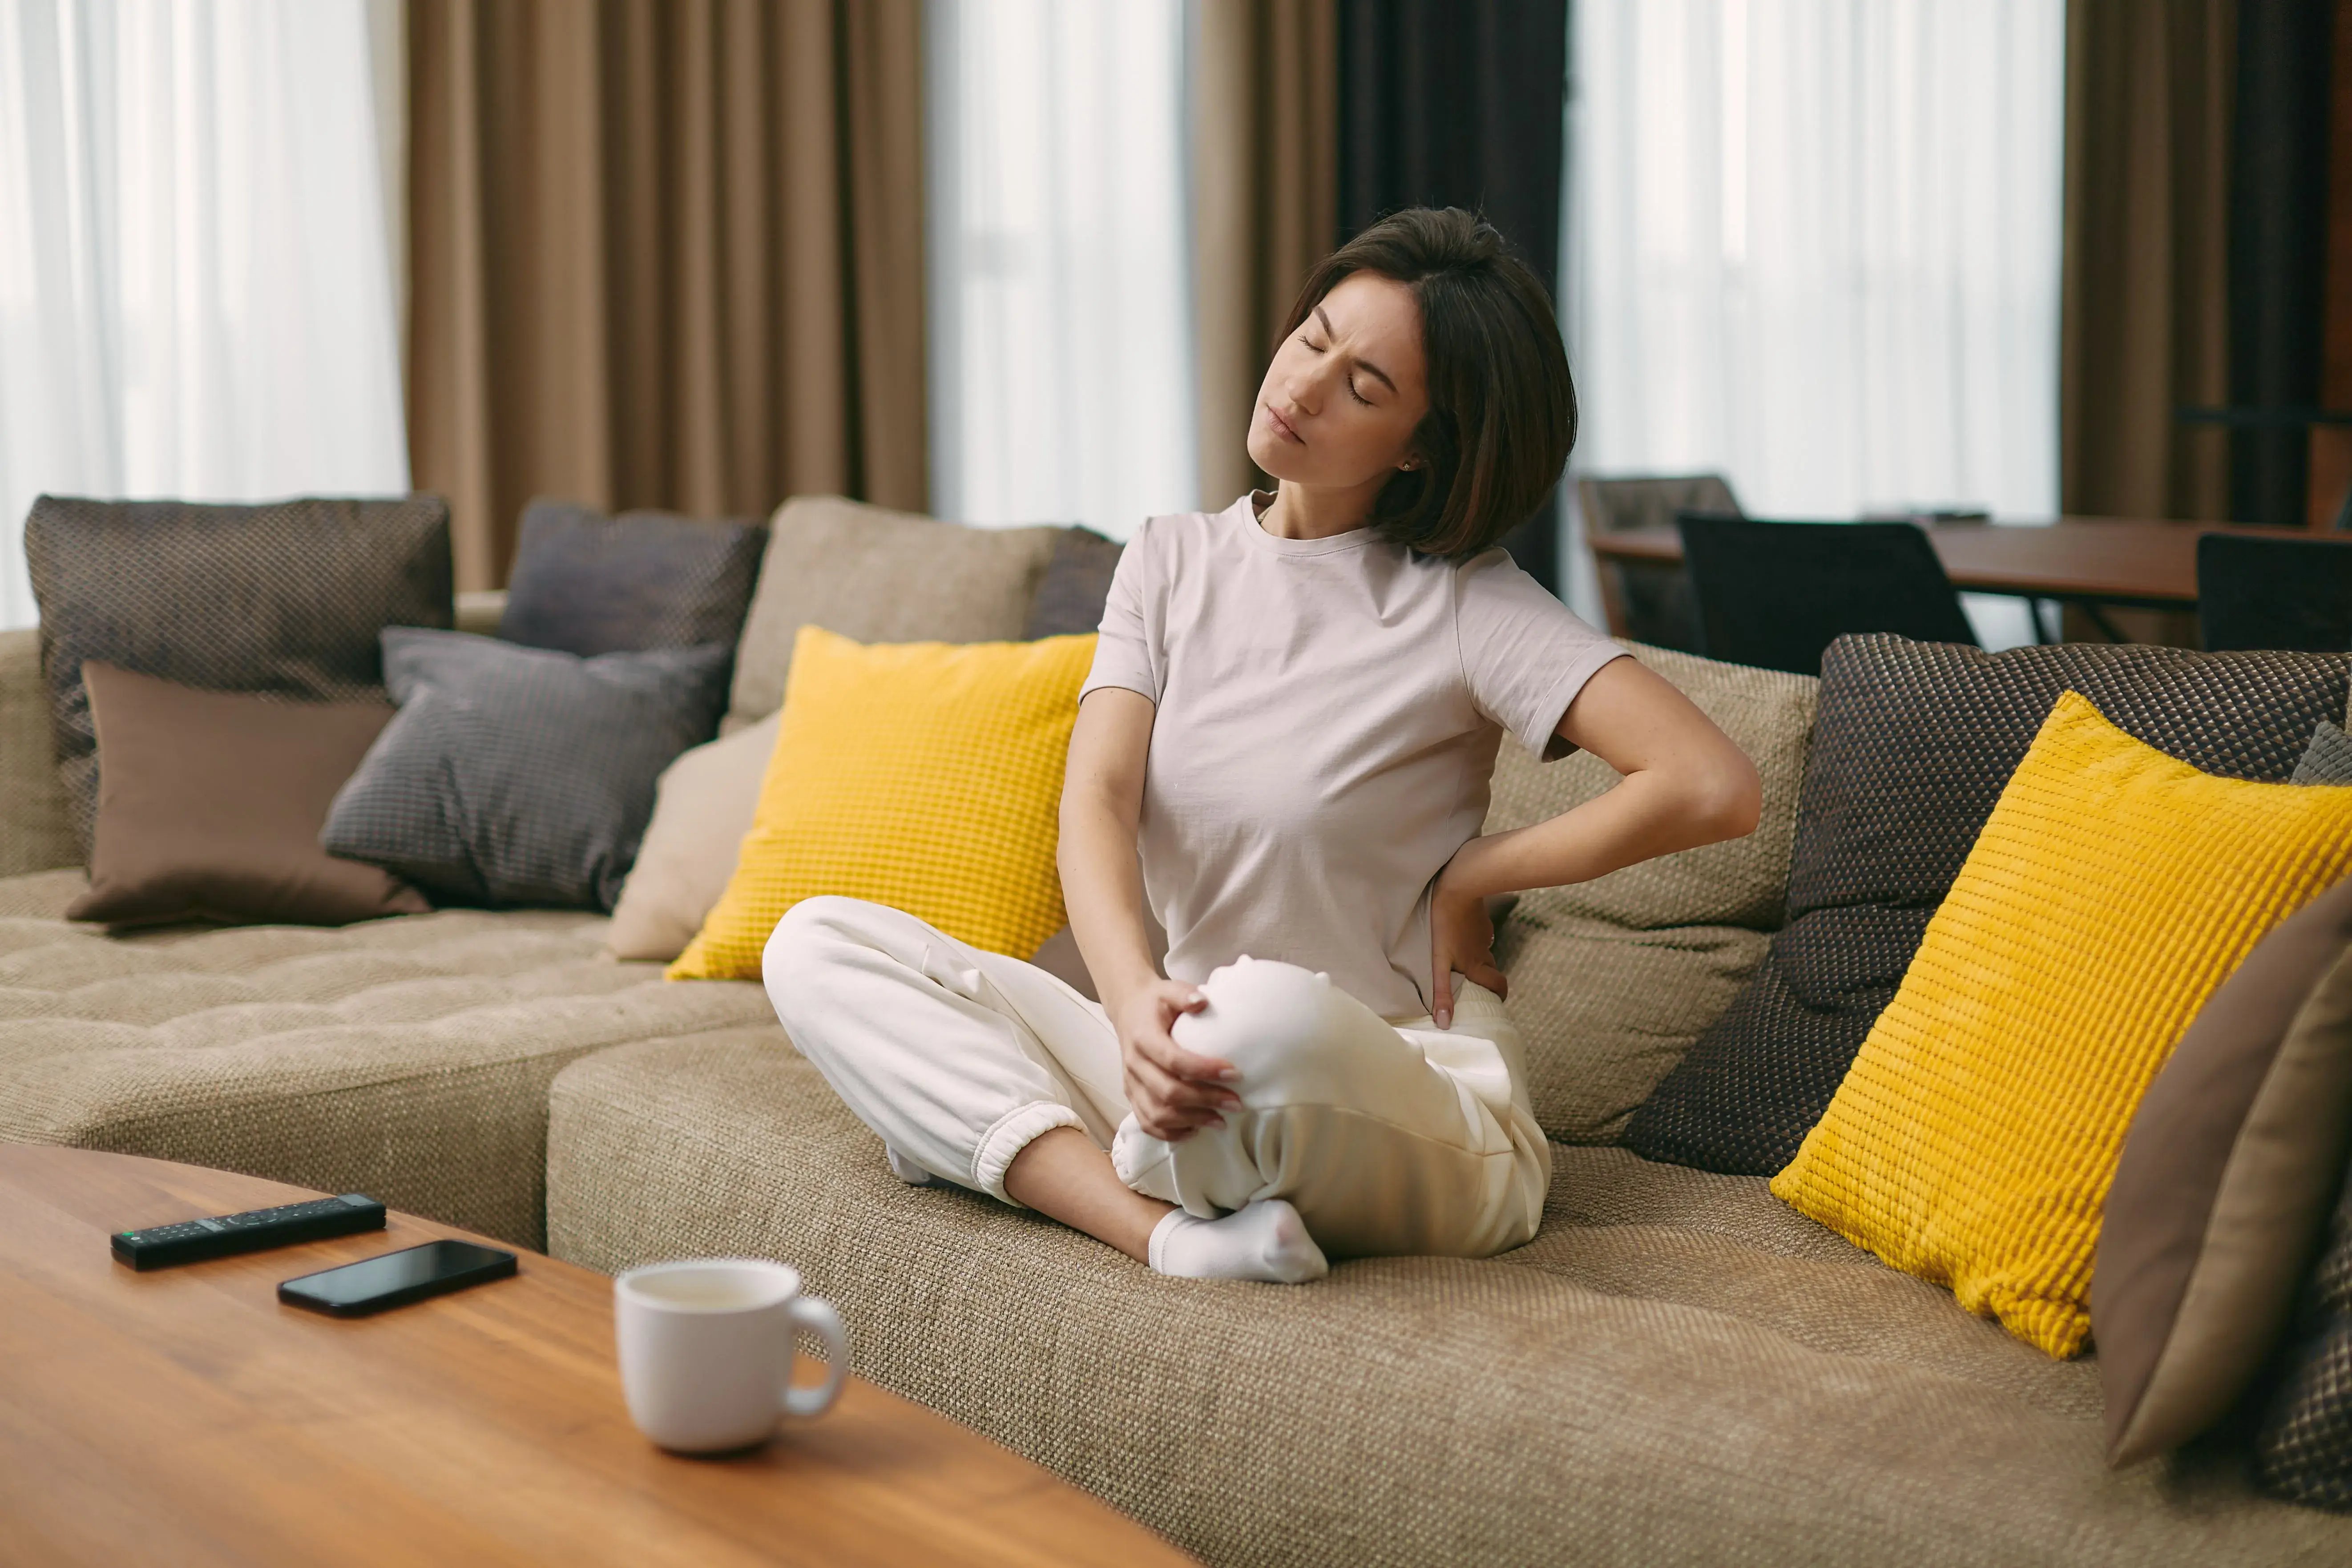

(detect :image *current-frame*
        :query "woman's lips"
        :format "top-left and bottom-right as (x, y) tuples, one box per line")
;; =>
(1264, 403), (1304, 445)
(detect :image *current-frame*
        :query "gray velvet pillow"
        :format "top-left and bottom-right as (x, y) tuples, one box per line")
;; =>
(23, 494), (454, 855)
(497, 499), (766, 657)
(323, 629), (730, 910)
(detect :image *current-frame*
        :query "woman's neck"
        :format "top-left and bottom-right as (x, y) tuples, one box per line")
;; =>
(1255, 478), (1383, 542)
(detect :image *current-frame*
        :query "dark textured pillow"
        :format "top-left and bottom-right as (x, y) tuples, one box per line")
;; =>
(1624, 635), (2351, 1176)
(2095, 876), (2352, 1465)
(497, 498), (765, 657)
(2296, 719), (2352, 786)
(323, 629), (730, 910)
(23, 494), (453, 856)
(2256, 1155), (2352, 1509)
(1024, 526), (1125, 639)
(68, 662), (430, 927)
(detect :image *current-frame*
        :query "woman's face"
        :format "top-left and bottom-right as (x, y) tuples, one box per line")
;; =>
(1246, 270), (1429, 493)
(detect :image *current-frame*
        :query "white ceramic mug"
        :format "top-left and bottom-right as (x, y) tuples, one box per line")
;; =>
(614, 1258), (849, 1453)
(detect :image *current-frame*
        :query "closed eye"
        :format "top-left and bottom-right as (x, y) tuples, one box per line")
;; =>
(1303, 337), (1373, 403)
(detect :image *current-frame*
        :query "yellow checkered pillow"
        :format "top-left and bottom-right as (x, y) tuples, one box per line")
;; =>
(667, 626), (1095, 980)
(1771, 691), (2352, 1358)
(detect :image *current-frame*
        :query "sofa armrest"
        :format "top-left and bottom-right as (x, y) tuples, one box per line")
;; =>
(456, 590), (507, 638)
(0, 628), (78, 874)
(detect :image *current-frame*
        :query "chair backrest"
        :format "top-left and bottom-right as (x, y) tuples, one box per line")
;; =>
(1579, 474), (1743, 536)
(1578, 475), (1743, 652)
(2198, 532), (2352, 652)
(1676, 514), (1979, 675)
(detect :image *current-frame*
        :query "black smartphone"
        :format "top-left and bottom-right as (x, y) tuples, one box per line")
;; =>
(278, 1239), (517, 1317)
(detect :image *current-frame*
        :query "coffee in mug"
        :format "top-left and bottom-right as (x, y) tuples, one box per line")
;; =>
(615, 1258), (848, 1453)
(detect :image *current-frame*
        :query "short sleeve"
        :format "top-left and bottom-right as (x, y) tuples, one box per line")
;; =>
(1078, 517), (1162, 705)
(1456, 548), (1626, 759)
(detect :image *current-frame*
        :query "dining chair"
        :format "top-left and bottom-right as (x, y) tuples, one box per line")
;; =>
(1675, 513), (1980, 676)
(1578, 474), (1742, 650)
(2197, 532), (2352, 652)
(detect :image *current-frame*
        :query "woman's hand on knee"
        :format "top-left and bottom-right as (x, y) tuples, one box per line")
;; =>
(1109, 978), (1241, 1142)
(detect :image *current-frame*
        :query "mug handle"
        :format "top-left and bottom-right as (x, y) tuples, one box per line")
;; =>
(780, 1294), (849, 1420)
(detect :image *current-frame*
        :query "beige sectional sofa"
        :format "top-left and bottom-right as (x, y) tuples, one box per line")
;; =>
(4, 528), (2349, 1567)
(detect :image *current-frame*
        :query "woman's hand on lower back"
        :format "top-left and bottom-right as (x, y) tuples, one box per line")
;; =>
(1109, 978), (1240, 1142)
(1429, 863), (1509, 1030)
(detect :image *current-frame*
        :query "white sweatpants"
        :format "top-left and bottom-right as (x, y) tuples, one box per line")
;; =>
(762, 895), (1551, 1260)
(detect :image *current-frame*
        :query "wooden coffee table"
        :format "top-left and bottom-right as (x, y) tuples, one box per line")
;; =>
(0, 1145), (1195, 1566)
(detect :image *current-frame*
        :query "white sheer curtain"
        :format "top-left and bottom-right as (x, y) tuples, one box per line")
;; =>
(1567, 0), (2065, 643)
(925, 0), (1198, 540)
(0, 0), (408, 629)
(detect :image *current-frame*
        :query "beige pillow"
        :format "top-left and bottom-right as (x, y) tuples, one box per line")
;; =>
(607, 713), (779, 961)
(724, 496), (1062, 734)
(1481, 642), (1815, 1144)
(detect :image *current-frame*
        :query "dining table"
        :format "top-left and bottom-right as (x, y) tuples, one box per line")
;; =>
(1584, 516), (2324, 642)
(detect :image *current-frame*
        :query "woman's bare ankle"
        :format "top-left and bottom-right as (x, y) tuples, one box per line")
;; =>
(1002, 1125), (1173, 1262)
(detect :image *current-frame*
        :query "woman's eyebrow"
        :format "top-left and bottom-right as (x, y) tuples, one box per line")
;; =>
(1313, 304), (1397, 394)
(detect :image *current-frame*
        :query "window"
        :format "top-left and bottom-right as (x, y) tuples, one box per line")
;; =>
(0, 0), (407, 628)
(1568, 0), (2066, 643)
(925, 0), (1197, 540)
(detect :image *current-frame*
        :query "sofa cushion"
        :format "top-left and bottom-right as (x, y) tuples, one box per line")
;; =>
(0, 628), (86, 878)
(1626, 637), (2352, 1177)
(2101, 877), (2352, 1465)
(606, 713), (779, 963)
(2255, 1157), (2352, 1509)
(1774, 694), (2352, 1359)
(670, 628), (1095, 980)
(70, 663), (429, 928)
(0, 872), (774, 1246)
(1481, 643), (1811, 1143)
(545, 1030), (2352, 1568)
(1494, 913), (1770, 1144)
(1024, 525), (1125, 639)
(23, 495), (455, 855)
(324, 630), (732, 911)
(496, 498), (767, 658)
(2295, 719), (2352, 785)
(724, 496), (1061, 733)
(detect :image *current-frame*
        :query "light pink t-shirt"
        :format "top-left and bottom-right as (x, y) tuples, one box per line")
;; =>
(1079, 492), (1625, 1020)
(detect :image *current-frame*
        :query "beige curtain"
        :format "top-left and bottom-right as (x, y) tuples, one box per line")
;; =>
(407, 0), (926, 590)
(2059, 0), (2235, 523)
(1191, 0), (1339, 513)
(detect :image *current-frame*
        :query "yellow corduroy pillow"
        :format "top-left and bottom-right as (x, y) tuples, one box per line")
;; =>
(667, 626), (1096, 981)
(1771, 690), (2352, 1358)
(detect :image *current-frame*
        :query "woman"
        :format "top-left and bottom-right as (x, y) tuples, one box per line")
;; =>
(767, 209), (1760, 1284)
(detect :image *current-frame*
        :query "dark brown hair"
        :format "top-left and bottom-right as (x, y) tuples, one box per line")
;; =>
(1278, 207), (1576, 559)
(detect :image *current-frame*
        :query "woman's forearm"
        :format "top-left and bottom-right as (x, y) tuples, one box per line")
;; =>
(1057, 688), (1166, 1011)
(1442, 758), (1759, 900)
(1440, 655), (1763, 902)
(1058, 799), (1162, 1008)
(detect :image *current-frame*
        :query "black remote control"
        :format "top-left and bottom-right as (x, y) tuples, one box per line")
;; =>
(111, 1193), (386, 1270)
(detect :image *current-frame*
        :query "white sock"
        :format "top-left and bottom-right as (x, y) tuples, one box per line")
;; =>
(1147, 1198), (1328, 1284)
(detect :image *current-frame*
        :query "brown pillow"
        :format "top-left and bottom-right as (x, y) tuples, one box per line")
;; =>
(2094, 873), (2352, 1465)
(68, 663), (430, 927)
